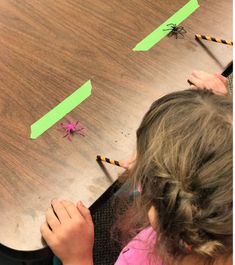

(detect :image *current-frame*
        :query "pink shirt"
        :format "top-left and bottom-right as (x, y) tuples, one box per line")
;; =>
(115, 227), (163, 265)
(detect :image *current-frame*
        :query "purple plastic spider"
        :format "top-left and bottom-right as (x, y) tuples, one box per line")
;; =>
(60, 120), (85, 141)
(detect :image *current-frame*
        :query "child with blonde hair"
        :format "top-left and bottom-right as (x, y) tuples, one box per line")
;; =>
(41, 88), (232, 265)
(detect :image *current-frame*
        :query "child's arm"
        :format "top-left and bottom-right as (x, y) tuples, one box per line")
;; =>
(41, 200), (94, 265)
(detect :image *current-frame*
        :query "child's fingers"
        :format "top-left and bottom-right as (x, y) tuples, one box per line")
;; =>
(40, 222), (55, 246)
(214, 71), (221, 76)
(76, 201), (93, 224)
(121, 161), (130, 169)
(61, 200), (79, 219)
(213, 73), (227, 84)
(51, 200), (70, 223)
(121, 155), (136, 170)
(46, 208), (61, 231)
(191, 70), (201, 78)
(192, 70), (210, 79)
(188, 75), (204, 88)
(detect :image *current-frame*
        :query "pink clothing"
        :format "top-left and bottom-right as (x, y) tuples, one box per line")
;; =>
(115, 227), (162, 265)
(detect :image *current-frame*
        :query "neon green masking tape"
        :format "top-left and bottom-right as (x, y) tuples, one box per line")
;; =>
(133, 0), (199, 51)
(30, 80), (92, 139)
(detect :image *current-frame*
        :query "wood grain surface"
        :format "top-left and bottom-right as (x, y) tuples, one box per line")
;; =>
(0, 0), (232, 252)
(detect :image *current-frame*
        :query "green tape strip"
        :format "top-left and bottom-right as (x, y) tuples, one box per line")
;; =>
(30, 80), (92, 139)
(133, 0), (199, 51)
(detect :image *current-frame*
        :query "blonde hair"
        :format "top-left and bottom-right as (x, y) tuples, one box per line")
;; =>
(115, 89), (232, 265)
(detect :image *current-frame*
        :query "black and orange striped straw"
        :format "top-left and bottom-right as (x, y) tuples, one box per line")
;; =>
(195, 34), (233, 46)
(96, 155), (124, 168)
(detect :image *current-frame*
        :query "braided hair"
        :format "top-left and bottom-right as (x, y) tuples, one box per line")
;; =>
(118, 89), (232, 265)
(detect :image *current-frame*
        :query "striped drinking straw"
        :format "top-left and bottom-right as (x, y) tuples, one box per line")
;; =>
(96, 155), (123, 168)
(195, 34), (233, 46)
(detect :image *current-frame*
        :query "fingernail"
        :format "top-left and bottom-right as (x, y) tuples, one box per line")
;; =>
(51, 198), (59, 204)
(79, 201), (84, 206)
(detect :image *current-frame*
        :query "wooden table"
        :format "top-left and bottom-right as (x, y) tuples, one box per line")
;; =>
(0, 0), (232, 260)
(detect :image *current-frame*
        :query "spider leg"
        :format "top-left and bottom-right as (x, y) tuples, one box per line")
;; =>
(178, 27), (187, 33)
(57, 125), (65, 131)
(63, 132), (69, 138)
(75, 128), (85, 136)
(177, 32), (185, 39)
(75, 123), (82, 129)
(77, 131), (85, 136)
(167, 31), (174, 37)
(77, 123), (85, 129)
(163, 28), (171, 31)
(166, 23), (176, 27)
(76, 133), (85, 137)
(60, 123), (68, 129)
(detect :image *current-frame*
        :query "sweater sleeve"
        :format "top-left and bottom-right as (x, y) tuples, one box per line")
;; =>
(114, 227), (162, 265)
(114, 249), (130, 265)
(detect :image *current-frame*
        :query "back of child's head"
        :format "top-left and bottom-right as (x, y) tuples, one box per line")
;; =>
(117, 89), (232, 265)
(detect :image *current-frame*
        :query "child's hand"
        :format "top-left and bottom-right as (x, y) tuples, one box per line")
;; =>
(41, 200), (94, 265)
(121, 155), (136, 170)
(188, 70), (227, 95)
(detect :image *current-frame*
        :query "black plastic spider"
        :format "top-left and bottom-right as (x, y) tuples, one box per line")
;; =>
(163, 23), (187, 39)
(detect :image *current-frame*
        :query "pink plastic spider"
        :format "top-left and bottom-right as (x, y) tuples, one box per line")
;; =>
(60, 120), (85, 141)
